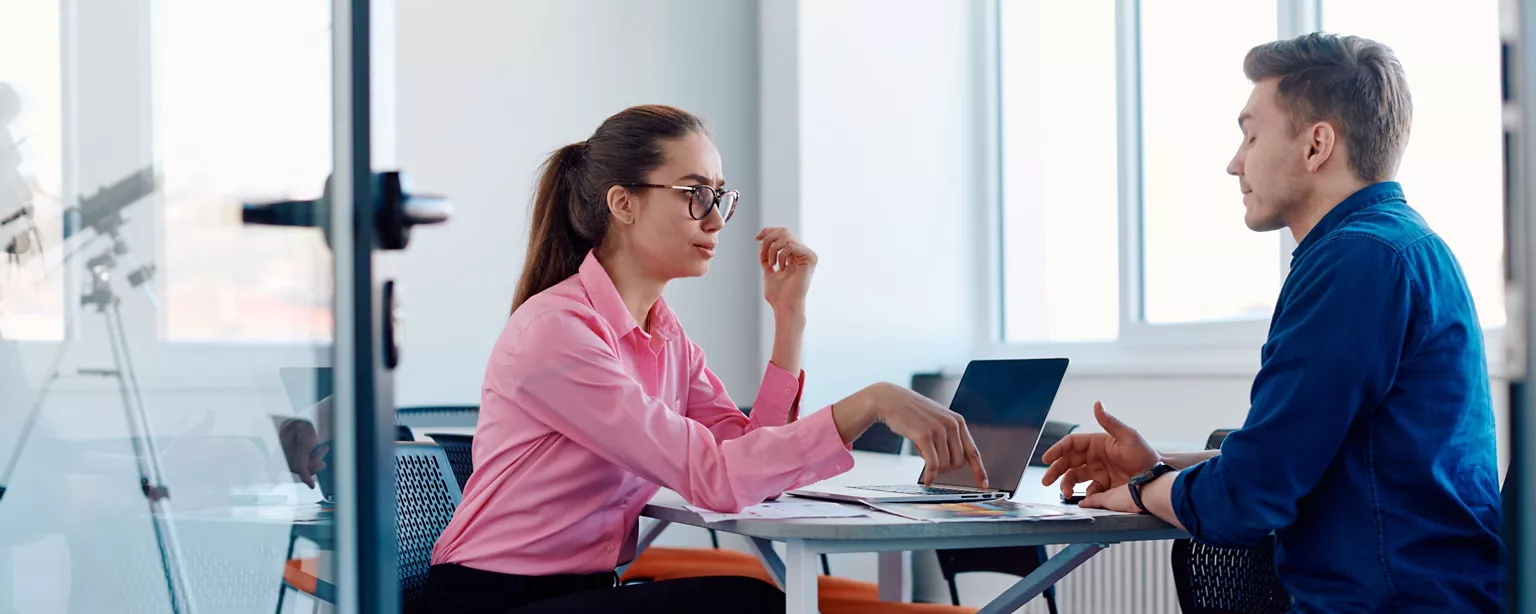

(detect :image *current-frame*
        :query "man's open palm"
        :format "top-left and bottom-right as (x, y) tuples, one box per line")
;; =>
(1041, 402), (1160, 497)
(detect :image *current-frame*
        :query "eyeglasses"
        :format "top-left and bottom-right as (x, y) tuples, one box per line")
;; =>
(625, 184), (739, 223)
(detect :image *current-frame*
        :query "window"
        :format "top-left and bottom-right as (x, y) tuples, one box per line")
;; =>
(155, 0), (334, 341)
(996, 0), (1508, 351)
(1139, 1), (1280, 325)
(0, 0), (65, 340)
(1322, 0), (1506, 327)
(999, 0), (1119, 342)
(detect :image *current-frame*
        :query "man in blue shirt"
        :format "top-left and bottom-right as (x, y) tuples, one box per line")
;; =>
(1042, 33), (1502, 612)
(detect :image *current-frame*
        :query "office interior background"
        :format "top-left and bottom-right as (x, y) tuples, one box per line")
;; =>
(0, 0), (1515, 612)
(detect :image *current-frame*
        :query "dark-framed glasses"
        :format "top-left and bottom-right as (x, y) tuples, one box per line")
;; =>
(626, 184), (739, 223)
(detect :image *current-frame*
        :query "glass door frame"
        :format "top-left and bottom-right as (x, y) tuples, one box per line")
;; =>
(331, 0), (399, 611)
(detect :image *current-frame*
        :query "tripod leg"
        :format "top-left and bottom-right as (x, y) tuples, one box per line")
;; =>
(0, 335), (71, 501)
(104, 302), (199, 614)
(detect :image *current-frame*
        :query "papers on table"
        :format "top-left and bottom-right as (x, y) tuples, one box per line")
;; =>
(867, 499), (1091, 523)
(685, 500), (870, 523)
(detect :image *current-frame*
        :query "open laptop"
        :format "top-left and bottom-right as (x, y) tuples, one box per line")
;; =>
(788, 358), (1069, 504)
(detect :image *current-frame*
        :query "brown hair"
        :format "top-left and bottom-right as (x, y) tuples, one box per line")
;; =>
(1243, 32), (1412, 183)
(511, 105), (707, 313)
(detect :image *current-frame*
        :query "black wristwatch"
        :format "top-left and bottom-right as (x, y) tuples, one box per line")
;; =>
(1127, 462), (1176, 514)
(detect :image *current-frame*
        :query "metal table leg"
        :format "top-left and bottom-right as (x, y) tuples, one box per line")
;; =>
(975, 543), (1106, 614)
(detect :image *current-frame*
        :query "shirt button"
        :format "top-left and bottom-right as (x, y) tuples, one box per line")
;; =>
(783, 388), (794, 397)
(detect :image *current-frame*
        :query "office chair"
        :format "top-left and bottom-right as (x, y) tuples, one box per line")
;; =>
(622, 548), (977, 613)
(930, 420), (1077, 612)
(425, 433), (474, 492)
(935, 548), (1057, 613)
(1170, 428), (1292, 614)
(397, 404), (480, 429)
(1030, 420), (1080, 468)
(852, 421), (905, 454)
(397, 442), (465, 613)
(278, 443), (463, 614)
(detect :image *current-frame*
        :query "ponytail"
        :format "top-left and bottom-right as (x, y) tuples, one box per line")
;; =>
(512, 142), (595, 312)
(509, 105), (709, 314)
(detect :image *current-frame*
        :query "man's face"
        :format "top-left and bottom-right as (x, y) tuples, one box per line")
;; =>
(1227, 78), (1311, 232)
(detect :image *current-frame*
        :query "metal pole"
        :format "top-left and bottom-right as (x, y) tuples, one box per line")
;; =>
(1503, 0), (1536, 610)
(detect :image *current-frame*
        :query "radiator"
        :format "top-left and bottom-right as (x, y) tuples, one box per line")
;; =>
(1025, 540), (1181, 614)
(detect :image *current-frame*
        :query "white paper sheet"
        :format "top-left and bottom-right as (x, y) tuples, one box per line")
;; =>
(686, 500), (869, 523)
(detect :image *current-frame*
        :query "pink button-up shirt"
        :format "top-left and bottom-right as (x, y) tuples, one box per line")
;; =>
(431, 251), (855, 576)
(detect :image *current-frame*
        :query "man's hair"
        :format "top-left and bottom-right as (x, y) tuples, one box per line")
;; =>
(1244, 33), (1412, 183)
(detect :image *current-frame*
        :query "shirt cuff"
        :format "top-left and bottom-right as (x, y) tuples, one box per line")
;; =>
(788, 407), (855, 486)
(749, 363), (805, 427)
(1170, 466), (1203, 539)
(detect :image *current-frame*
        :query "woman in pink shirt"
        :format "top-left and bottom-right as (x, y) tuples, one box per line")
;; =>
(424, 105), (987, 614)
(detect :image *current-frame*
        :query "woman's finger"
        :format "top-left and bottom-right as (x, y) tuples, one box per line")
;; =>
(913, 434), (939, 485)
(944, 416), (966, 470)
(957, 417), (989, 489)
(770, 238), (792, 270)
(929, 421), (953, 476)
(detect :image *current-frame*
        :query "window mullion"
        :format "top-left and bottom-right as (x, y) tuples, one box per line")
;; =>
(1115, 0), (1144, 339)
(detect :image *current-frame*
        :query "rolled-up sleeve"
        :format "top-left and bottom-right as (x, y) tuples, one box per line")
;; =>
(1172, 236), (1413, 547)
(505, 311), (854, 513)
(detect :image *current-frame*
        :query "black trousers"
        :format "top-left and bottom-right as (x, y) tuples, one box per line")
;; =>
(421, 563), (787, 614)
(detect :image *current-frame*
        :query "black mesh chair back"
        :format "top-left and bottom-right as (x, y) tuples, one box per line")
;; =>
(1205, 429), (1236, 451)
(1173, 538), (1291, 614)
(425, 433), (475, 492)
(396, 442), (463, 612)
(911, 371), (948, 402)
(936, 547), (1058, 613)
(1029, 420), (1080, 467)
(1171, 429), (1291, 614)
(398, 404), (481, 428)
(852, 421), (904, 454)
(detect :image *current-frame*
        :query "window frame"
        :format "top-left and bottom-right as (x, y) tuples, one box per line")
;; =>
(7, 0), (348, 392)
(987, 0), (1508, 377)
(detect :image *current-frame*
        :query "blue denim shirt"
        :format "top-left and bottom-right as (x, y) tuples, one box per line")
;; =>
(1169, 182), (1502, 612)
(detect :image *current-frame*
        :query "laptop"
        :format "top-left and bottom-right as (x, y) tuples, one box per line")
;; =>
(279, 366), (332, 413)
(787, 358), (1069, 504)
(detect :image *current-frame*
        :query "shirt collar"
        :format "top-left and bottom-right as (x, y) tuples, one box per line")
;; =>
(576, 250), (682, 341)
(1292, 181), (1404, 259)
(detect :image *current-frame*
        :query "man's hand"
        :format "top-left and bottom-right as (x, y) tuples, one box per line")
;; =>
(1079, 483), (1140, 513)
(1041, 401), (1160, 498)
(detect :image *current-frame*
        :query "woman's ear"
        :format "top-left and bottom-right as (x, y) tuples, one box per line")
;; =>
(607, 185), (636, 225)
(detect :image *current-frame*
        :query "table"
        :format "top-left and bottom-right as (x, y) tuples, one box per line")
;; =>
(639, 451), (1185, 614)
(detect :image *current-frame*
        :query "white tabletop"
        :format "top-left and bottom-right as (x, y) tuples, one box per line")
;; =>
(642, 450), (1184, 545)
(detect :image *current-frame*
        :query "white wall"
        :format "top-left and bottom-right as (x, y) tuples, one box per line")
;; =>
(762, 0), (986, 410)
(391, 0), (765, 407)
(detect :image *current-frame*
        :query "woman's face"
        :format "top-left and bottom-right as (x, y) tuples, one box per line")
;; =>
(617, 131), (728, 280)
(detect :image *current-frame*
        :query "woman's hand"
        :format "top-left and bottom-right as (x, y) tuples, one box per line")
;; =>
(834, 383), (990, 489)
(279, 416), (330, 489)
(758, 227), (816, 316)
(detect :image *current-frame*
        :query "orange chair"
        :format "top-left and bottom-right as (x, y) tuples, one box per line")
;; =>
(623, 547), (977, 613)
(281, 557), (337, 604)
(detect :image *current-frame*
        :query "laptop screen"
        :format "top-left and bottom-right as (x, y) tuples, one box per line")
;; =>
(280, 367), (332, 412)
(928, 359), (1069, 494)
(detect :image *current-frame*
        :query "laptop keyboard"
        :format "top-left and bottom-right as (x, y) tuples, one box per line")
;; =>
(853, 484), (984, 496)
